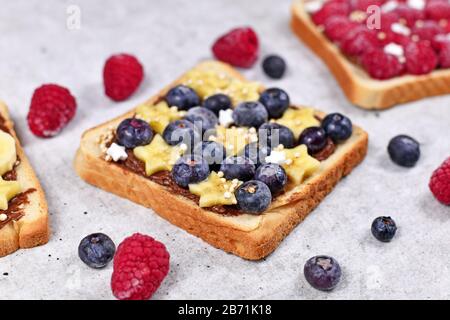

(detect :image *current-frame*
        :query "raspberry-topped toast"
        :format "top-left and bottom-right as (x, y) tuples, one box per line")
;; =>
(0, 102), (49, 257)
(291, 0), (450, 109)
(74, 61), (368, 260)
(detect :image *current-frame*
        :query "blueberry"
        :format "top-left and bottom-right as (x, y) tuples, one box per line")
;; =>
(185, 106), (218, 133)
(262, 55), (287, 79)
(371, 216), (397, 242)
(255, 163), (287, 195)
(193, 141), (226, 172)
(304, 255), (342, 291)
(171, 154), (210, 188)
(162, 119), (201, 152)
(387, 135), (420, 167)
(242, 142), (272, 167)
(321, 113), (353, 142)
(259, 122), (295, 148)
(165, 85), (200, 110)
(299, 127), (328, 154)
(203, 94), (232, 115)
(232, 102), (268, 128)
(116, 118), (153, 149)
(220, 156), (256, 181)
(235, 180), (272, 214)
(259, 88), (290, 119)
(78, 233), (116, 269)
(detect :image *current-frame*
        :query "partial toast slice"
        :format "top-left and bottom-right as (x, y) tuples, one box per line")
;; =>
(291, 0), (450, 110)
(74, 61), (368, 260)
(0, 102), (49, 257)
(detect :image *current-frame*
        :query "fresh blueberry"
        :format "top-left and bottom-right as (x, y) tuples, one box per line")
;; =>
(171, 154), (210, 188)
(321, 113), (353, 142)
(203, 94), (232, 115)
(242, 142), (272, 167)
(304, 255), (342, 291)
(262, 55), (287, 79)
(220, 156), (256, 181)
(165, 85), (200, 110)
(255, 163), (287, 195)
(371, 216), (397, 242)
(185, 106), (218, 133)
(235, 180), (272, 214)
(116, 118), (153, 149)
(232, 102), (268, 128)
(162, 119), (201, 152)
(193, 141), (226, 172)
(299, 127), (328, 154)
(387, 135), (420, 167)
(78, 233), (116, 269)
(259, 88), (290, 119)
(259, 122), (295, 148)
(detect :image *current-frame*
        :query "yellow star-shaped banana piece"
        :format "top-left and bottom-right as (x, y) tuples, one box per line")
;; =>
(135, 101), (184, 134)
(133, 135), (183, 176)
(189, 172), (239, 207)
(0, 178), (21, 210)
(282, 145), (321, 185)
(215, 126), (258, 156)
(275, 107), (320, 137)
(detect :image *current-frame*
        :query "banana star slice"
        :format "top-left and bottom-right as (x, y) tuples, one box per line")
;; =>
(282, 145), (321, 185)
(189, 171), (240, 207)
(135, 101), (184, 134)
(0, 131), (21, 210)
(275, 107), (320, 137)
(0, 179), (21, 210)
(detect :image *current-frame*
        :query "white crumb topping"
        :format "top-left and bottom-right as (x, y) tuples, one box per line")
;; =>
(304, 0), (324, 13)
(265, 150), (286, 165)
(219, 109), (234, 128)
(381, 0), (399, 12)
(391, 23), (411, 36)
(407, 0), (425, 10)
(106, 143), (128, 162)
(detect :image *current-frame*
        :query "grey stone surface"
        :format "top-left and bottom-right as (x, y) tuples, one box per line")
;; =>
(0, 0), (449, 300)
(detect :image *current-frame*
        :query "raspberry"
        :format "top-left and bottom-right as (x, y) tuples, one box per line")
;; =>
(411, 20), (445, 43)
(425, 0), (450, 21)
(379, 12), (401, 32)
(311, 0), (351, 26)
(432, 33), (450, 51)
(429, 157), (450, 205)
(103, 54), (144, 102)
(393, 4), (426, 27)
(361, 49), (405, 79)
(324, 16), (359, 43)
(212, 27), (259, 68)
(438, 42), (450, 67)
(351, 0), (384, 11)
(341, 29), (380, 56)
(111, 233), (170, 300)
(404, 41), (438, 74)
(27, 84), (76, 138)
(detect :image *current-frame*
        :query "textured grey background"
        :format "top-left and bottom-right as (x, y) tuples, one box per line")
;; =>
(0, 0), (449, 300)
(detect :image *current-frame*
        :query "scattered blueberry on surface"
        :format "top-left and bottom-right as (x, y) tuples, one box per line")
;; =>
(220, 156), (256, 181)
(165, 85), (200, 110)
(78, 233), (116, 269)
(255, 163), (287, 195)
(259, 122), (295, 148)
(172, 154), (210, 188)
(235, 180), (272, 214)
(388, 135), (420, 167)
(194, 141), (226, 171)
(232, 101), (268, 128)
(262, 55), (287, 79)
(185, 106), (218, 133)
(243, 142), (272, 167)
(116, 118), (153, 149)
(371, 216), (397, 242)
(299, 127), (328, 154)
(321, 113), (353, 142)
(203, 94), (232, 115)
(162, 119), (201, 151)
(304, 255), (342, 291)
(259, 88), (290, 119)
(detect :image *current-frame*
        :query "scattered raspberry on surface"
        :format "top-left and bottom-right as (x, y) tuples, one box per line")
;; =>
(27, 84), (76, 138)
(324, 16), (359, 43)
(429, 157), (450, 205)
(212, 27), (259, 68)
(103, 53), (144, 102)
(404, 40), (438, 74)
(341, 29), (380, 56)
(311, 0), (351, 26)
(111, 233), (170, 300)
(361, 49), (405, 79)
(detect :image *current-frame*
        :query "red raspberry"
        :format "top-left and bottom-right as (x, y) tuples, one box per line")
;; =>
(411, 20), (445, 43)
(429, 157), (450, 205)
(27, 84), (76, 138)
(311, 0), (351, 26)
(404, 40), (438, 74)
(432, 33), (450, 51)
(425, 0), (450, 21)
(379, 12), (401, 32)
(438, 42), (450, 67)
(103, 54), (144, 102)
(361, 49), (405, 79)
(111, 233), (170, 300)
(393, 4), (426, 27)
(341, 28), (380, 56)
(324, 16), (359, 43)
(212, 27), (259, 68)
(351, 0), (384, 11)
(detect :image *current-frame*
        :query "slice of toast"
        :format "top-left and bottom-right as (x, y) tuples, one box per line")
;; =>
(291, 0), (450, 110)
(74, 61), (368, 260)
(0, 102), (49, 257)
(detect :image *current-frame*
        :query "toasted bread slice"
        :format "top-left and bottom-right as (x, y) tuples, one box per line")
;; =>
(0, 102), (49, 257)
(291, 0), (450, 110)
(74, 61), (368, 260)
